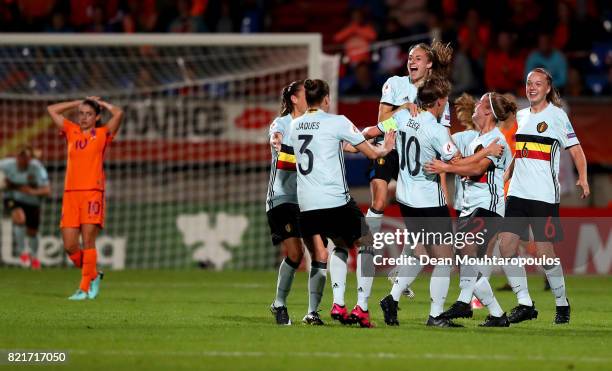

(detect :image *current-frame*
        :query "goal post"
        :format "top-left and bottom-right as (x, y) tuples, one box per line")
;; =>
(0, 33), (334, 270)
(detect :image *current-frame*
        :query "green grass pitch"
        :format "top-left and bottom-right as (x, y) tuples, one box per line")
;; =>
(1, 269), (611, 370)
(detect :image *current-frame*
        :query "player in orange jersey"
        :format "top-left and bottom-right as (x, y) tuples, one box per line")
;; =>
(47, 97), (123, 300)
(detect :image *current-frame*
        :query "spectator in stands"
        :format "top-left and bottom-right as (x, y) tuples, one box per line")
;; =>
(333, 8), (377, 66)
(451, 43), (477, 98)
(344, 62), (379, 96)
(525, 33), (568, 89)
(85, 5), (112, 33)
(484, 31), (524, 94)
(600, 66), (612, 96)
(457, 8), (489, 63)
(168, 0), (206, 33)
(45, 12), (72, 33)
(566, 67), (586, 97)
(121, 0), (158, 33)
(240, 0), (264, 33)
(377, 17), (405, 77)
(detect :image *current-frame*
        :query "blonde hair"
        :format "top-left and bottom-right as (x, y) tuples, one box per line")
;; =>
(454, 93), (476, 130)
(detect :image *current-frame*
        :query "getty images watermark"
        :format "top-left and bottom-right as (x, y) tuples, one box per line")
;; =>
(371, 229), (560, 268)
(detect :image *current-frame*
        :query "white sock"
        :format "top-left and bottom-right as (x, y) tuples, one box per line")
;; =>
(365, 208), (383, 234)
(308, 262), (327, 313)
(457, 263), (478, 304)
(273, 257), (298, 307)
(502, 259), (533, 306)
(429, 264), (451, 317)
(473, 277), (504, 317)
(357, 248), (374, 311)
(390, 255), (423, 301)
(544, 264), (568, 306)
(330, 248), (348, 306)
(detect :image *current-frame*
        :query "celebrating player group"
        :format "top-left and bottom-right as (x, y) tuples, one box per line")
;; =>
(266, 41), (589, 328)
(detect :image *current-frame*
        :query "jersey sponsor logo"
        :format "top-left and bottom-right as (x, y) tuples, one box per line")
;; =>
(537, 121), (548, 133)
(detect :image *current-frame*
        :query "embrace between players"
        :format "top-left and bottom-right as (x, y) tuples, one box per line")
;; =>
(266, 40), (589, 328)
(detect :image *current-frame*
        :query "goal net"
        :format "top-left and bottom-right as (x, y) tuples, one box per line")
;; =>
(0, 34), (335, 270)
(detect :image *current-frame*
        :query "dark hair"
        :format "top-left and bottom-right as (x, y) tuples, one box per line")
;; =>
(81, 98), (103, 126)
(454, 93), (477, 130)
(279, 80), (304, 116)
(488, 92), (517, 122)
(17, 145), (33, 158)
(303, 79), (329, 107)
(417, 76), (451, 108)
(528, 67), (562, 107)
(409, 40), (453, 79)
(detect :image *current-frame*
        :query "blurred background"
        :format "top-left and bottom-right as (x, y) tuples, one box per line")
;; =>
(0, 0), (610, 272)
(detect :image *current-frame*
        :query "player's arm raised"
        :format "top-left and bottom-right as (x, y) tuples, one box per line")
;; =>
(47, 100), (82, 130)
(354, 130), (396, 160)
(95, 98), (124, 136)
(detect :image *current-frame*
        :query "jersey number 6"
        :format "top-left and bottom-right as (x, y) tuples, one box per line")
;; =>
(297, 134), (314, 175)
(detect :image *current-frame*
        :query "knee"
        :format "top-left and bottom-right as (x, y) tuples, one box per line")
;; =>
(11, 209), (25, 225)
(286, 244), (304, 263)
(63, 240), (79, 254)
(26, 228), (37, 237)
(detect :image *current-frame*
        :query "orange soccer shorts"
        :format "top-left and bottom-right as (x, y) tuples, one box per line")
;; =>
(60, 190), (105, 228)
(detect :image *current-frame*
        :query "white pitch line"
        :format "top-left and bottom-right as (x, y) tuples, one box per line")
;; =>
(59, 349), (611, 364)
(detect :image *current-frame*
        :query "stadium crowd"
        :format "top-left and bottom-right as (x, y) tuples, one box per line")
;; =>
(0, 0), (610, 97)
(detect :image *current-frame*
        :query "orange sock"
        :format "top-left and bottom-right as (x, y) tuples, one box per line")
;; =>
(79, 249), (98, 292)
(69, 250), (83, 268)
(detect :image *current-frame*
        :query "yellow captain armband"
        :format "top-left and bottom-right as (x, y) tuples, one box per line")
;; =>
(380, 117), (398, 132)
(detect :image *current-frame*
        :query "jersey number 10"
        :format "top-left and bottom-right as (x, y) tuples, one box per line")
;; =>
(399, 132), (421, 176)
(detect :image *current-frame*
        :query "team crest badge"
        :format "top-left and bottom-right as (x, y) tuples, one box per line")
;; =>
(285, 223), (292, 233)
(377, 158), (385, 165)
(537, 122), (548, 133)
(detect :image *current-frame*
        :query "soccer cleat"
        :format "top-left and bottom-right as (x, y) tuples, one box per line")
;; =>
(19, 253), (31, 268)
(87, 272), (104, 299)
(31, 258), (41, 270)
(479, 313), (511, 327)
(426, 315), (464, 327)
(440, 301), (473, 320)
(349, 305), (374, 328)
(330, 303), (352, 324)
(554, 299), (570, 324)
(387, 267), (415, 299)
(471, 297), (484, 309)
(302, 311), (324, 326)
(270, 304), (291, 325)
(68, 289), (88, 301)
(402, 287), (416, 299)
(379, 295), (399, 326)
(508, 302), (538, 323)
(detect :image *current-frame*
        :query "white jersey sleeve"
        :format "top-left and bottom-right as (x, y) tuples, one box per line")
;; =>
(557, 109), (580, 149)
(439, 101), (451, 127)
(336, 116), (366, 146)
(430, 124), (457, 162)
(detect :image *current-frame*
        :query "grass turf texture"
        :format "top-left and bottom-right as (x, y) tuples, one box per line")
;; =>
(0, 269), (611, 371)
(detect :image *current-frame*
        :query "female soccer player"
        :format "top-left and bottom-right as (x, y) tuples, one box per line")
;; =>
(425, 92), (517, 327)
(290, 79), (395, 327)
(47, 97), (123, 300)
(497, 67), (589, 324)
(267, 80), (308, 325)
(0, 146), (50, 269)
(375, 40), (454, 298)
